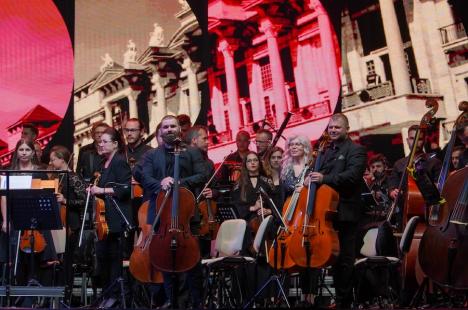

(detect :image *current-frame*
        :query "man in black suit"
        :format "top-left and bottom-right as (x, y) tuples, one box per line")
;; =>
(140, 115), (206, 308)
(309, 113), (367, 308)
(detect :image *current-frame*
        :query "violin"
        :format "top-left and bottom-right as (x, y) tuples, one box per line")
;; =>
(93, 172), (109, 241)
(288, 135), (340, 268)
(149, 140), (200, 273)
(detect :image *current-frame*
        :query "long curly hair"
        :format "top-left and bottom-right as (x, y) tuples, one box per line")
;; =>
(280, 135), (312, 180)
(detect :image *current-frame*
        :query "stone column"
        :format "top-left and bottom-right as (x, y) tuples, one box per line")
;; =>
(104, 102), (113, 126)
(259, 18), (288, 126)
(150, 73), (167, 140)
(218, 38), (242, 134)
(127, 90), (141, 119)
(311, 0), (341, 102)
(182, 57), (201, 122)
(379, 0), (412, 95)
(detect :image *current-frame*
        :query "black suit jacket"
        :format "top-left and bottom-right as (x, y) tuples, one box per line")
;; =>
(141, 145), (207, 223)
(319, 138), (367, 222)
(77, 142), (104, 182)
(96, 153), (132, 232)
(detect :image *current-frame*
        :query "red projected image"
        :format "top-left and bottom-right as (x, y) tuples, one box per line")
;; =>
(0, 0), (73, 167)
(206, 0), (341, 162)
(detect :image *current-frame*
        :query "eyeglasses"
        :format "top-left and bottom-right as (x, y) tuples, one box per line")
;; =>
(289, 142), (304, 147)
(124, 128), (140, 133)
(99, 140), (114, 144)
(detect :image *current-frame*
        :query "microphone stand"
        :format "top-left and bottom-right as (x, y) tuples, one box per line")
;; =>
(243, 187), (290, 308)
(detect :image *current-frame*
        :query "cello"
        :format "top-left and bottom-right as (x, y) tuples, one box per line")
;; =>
(267, 157), (311, 271)
(288, 136), (340, 268)
(419, 102), (468, 289)
(149, 139), (200, 273)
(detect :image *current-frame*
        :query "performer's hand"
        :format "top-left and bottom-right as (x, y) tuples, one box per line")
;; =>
(161, 177), (174, 191)
(294, 184), (304, 193)
(390, 189), (399, 200)
(309, 172), (324, 184)
(89, 185), (104, 195)
(257, 208), (271, 216)
(202, 188), (213, 199)
(55, 193), (66, 204)
(250, 199), (261, 212)
(1, 221), (6, 233)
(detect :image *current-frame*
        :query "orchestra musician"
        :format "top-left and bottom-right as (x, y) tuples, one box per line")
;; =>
(76, 122), (109, 183)
(184, 125), (218, 256)
(0, 139), (58, 286)
(280, 134), (318, 305)
(123, 118), (153, 170)
(220, 130), (251, 185)
(307, 113), (367, 308)
(255, 128), (273, 159)
(140, 115), (206, 309)
(88, 127), (133, 291)
(388, 125), (442, 226)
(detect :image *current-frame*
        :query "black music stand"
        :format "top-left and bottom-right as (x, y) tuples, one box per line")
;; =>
(217, 206), (238, 222)
(10, 189), (62, 283)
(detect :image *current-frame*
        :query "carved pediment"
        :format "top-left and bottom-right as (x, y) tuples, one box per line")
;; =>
(90, 66), (124, 93)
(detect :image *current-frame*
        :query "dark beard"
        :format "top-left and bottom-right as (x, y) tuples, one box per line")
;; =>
(162, 132), (179, 145)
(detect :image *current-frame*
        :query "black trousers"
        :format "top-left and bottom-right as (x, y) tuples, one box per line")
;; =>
(95, 232), (123, 290)
(333, 221), (358, 306)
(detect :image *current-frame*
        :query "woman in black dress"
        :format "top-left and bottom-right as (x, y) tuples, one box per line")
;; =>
(89, 127), (132, 290)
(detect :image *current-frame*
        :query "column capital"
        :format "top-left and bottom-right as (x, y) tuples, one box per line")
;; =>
(181, 57), (200, 73)
(217, 38), (238, 58)
(259, 18), (281, 39)
(127, 89), (141, 101)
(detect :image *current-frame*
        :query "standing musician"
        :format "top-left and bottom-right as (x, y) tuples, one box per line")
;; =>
(140, 115), (206, 308)
(255, 128), (273, 159)
(280, 134), (318, 305)
(49, 145), (87, 254)
(88, 128), (132, 291)
(220, 130), (251, 185)
(185, 125), (218, 254)
(0, 139), (58, 286)
(123, 118), (153, 169)
(388, 125), (442, 226)
(76, 122), (109, 183)
(307, 113), (367, 308)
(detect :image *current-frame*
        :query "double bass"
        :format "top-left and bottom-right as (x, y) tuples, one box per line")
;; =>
(419, 102), (468, 289)
(288, 136), (340, 268)
(149, 139), (200, 273)
(399, 99), (439, 291)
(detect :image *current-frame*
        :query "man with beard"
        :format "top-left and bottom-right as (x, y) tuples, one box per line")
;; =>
(123, 118), (153, 170)
(141, 115), (206, 308)
(308, 113), (367, 308)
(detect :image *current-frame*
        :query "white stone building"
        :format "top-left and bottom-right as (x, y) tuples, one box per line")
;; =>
(73, 4), (205, 161)
(341, 0), (467, 154)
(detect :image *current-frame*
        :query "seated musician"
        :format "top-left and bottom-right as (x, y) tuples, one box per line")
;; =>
(388, 125), (442, 227)
(140, 115), (207, 309)
(1, 139), (58, 286)
(307, 114), (367, 308)
(451, 145), (465, 172)
(366, 153), (391, 214)
(88, 128), (133, 291)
